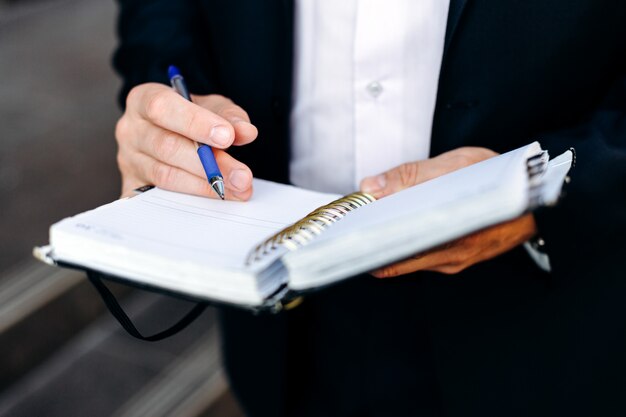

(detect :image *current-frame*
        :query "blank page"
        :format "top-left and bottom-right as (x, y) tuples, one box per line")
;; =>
(284, 143), (541, 289)
(51, 179), (339, 270)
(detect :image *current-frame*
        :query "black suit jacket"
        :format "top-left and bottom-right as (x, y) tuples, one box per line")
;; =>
(114, 1), (626, 416)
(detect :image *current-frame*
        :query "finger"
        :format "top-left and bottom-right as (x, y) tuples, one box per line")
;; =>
(133, 151), (253, 201)
(436, 147), (498, 165)
(360, 159), (458, 198)
(371, 228), (504, 278)
(360, 158), (474, 198)
(371, 247), (458, 278)
(372, 214), (537, 278)
(360, 161), (423, 198)
(130, 83), (235, 149)
(231, 119), (258, 146)
(213, 149), (254, 196)
(132, 125), (254, 195)
(193, 95), (258, 146)
(360, 147), (499, 199)
(120, 172), (149, 199)
(133, 123), (211, 178)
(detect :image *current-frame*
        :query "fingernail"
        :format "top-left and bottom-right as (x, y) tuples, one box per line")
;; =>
(210, 125), (232, 147)
(232, 119), (252, 129)
(232, 119), (255, 131)
(361, 174), (386, 194)
(229, 169), (250, 191)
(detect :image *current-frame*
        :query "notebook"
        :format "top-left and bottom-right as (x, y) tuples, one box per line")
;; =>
(34, 142), (573, 310)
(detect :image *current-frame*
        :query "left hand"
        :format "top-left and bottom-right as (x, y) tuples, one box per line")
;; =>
(359, 147), (538, 277)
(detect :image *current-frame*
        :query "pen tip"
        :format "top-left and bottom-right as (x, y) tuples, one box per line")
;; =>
(168, 65), (181, 80)
(211, 179), (225, 200)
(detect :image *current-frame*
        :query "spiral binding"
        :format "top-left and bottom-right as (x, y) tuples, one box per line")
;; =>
(526, 150), (549, 209)
(246, 191), (376, 265)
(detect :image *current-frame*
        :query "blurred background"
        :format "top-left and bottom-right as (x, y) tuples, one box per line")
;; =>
(0, 0), (242, 415)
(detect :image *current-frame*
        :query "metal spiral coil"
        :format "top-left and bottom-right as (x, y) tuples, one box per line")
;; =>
(246, 191), (376, 265)
(526, 150), (549, 209)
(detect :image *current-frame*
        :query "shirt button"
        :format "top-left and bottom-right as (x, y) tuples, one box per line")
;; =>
(366, 81), (383, 98)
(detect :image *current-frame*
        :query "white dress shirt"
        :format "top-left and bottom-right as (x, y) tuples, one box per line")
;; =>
(289, 2), (551, 271)
(290, 0), (451, 194)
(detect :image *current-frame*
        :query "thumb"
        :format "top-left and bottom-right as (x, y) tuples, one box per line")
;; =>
(360, 162), (420, 199)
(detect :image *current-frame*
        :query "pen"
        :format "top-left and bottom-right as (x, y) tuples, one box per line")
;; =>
(168, 65), (225, 200)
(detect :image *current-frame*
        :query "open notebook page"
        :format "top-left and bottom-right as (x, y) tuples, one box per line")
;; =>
(49, 179), (339, 302)
(310, 143), (537, 240)
(284, 143), (541, 289)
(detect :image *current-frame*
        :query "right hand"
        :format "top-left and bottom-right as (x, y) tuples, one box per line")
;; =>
(115, 83), (258, 200)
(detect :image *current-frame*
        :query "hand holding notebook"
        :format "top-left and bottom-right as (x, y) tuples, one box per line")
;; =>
(35, 142), (573, 311)
(358, 146), (537, 277)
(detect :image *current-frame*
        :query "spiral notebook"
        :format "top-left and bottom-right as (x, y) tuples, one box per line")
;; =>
(35, 142), (573, 310)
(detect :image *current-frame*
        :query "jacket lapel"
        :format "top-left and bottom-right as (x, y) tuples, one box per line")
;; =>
(444, 0), (470, 56)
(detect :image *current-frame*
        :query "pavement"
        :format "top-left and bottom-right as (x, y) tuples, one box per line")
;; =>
(0, 0), (121, 274)
(0, 1), (243, 415)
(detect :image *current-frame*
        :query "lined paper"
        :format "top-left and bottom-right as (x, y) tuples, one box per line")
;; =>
(52, 179), (339, 269)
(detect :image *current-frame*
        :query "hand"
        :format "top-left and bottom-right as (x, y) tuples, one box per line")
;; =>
(359, 147), (538, 277)
(115, 83), (258, 200)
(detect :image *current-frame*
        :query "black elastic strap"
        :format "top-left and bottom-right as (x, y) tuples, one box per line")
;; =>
(88, 273), (207, 341)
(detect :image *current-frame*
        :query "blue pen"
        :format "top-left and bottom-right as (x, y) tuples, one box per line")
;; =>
(168, 65), (225, 200)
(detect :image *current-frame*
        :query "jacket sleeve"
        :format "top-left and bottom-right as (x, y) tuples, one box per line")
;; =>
(533, 75), (626, 278)
(112, 0), (215, 108)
